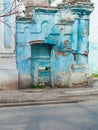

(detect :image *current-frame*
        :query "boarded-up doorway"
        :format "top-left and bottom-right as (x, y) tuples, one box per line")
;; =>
(31, 44), (51, 85)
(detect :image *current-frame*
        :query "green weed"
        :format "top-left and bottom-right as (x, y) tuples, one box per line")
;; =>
(92, 74), (98, 78)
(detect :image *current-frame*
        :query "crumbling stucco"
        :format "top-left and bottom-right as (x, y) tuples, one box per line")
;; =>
(16, 1), (94, 88)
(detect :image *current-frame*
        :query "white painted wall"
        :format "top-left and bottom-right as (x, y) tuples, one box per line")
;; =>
(89, 0), (98, 74)
(90, 0), (98, 42)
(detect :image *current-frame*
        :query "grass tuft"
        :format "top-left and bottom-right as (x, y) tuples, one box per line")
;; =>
(92, 74), (98, 78)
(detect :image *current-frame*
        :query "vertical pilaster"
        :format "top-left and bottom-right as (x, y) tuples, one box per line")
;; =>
(63, 20), (74, 51)
(67, 3), (94, 87)
(72, 14), (79, 52)
(77, 14), (89, 65)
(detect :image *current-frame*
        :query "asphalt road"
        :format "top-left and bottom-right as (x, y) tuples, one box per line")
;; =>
(0, 100), (98, 130)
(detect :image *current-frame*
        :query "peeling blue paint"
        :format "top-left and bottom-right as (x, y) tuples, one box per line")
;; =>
(16, 3), (93, 87)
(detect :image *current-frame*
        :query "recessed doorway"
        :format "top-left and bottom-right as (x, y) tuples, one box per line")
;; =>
(31, 44), (51, 85)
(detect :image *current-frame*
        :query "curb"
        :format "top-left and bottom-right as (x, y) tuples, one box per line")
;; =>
(0, 99), (85, 108)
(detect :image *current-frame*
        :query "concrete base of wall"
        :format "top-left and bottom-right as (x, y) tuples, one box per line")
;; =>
(17, 71), (93, 89)
(0, 70), (18, 90)
(70, 72), (93, 88)
(18, 74), (31, 89)
(54, 72), (93, 88)
(18, 72), (93, 89)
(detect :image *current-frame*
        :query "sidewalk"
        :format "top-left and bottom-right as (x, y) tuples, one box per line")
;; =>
(0, 78), (98, 107)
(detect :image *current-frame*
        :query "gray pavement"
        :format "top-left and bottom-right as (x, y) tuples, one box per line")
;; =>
(0, 100), (98, 130)
(0, 78), (98, 107)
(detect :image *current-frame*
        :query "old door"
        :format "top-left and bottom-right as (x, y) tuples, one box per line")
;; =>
(31, 44), (51, 85)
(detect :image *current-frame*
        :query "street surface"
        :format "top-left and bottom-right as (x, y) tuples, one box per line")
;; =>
(0, 100), (98, 130)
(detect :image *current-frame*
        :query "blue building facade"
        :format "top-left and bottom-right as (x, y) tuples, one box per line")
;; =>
(0, 0), (94, 89)
(16, 1), (94, 88)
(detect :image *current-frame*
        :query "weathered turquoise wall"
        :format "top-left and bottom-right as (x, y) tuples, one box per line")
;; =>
(16, 3), (94, 88)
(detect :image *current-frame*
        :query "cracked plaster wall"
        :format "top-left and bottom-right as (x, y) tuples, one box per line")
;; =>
(16, 2), (93, 88)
